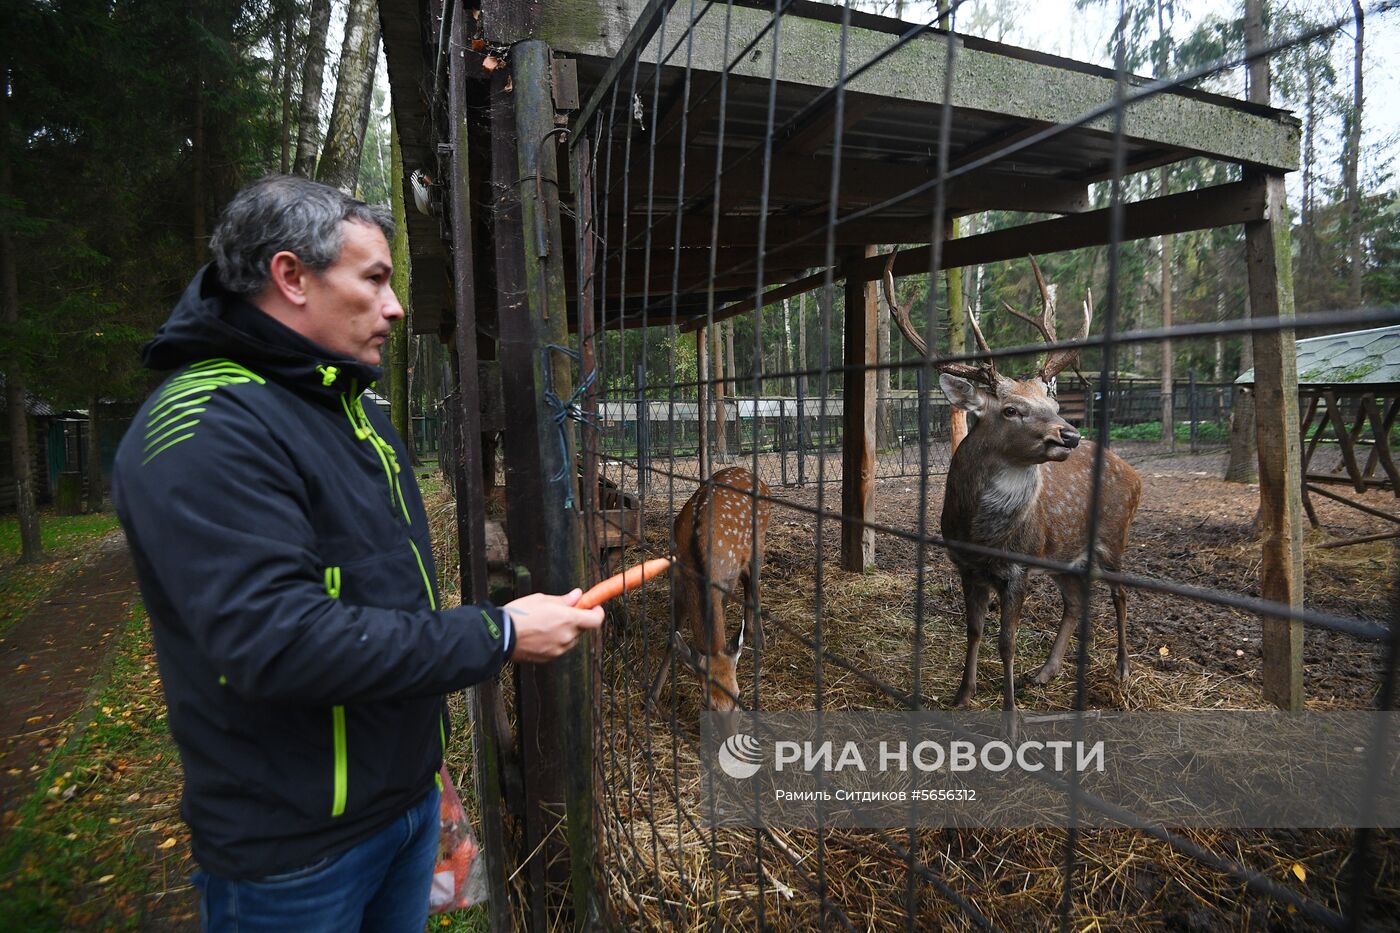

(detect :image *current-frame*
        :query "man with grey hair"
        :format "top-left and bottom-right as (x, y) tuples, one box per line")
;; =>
(113, 174), (601, 931)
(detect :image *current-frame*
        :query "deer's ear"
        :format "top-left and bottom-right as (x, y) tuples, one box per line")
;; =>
(940, 373), (986, 415)
(671, 630), (701, 671)
(725, 616), (746, 660)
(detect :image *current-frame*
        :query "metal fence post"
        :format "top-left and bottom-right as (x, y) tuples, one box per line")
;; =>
(636, 363), (648, 499)
(1189, 369), (1198, 453)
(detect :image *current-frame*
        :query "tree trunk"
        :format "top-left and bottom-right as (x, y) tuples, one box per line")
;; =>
(946, 218), (968, 452)
(797, 291), (807, 382)
(712, 321), (729, 463)
(1345, 0), (1364, 308)
(1227, 0), (1265, 483)
(280, 10), (295, 175)
(876, 265), (892, 447)
(293, 0), (332, 178)
(318, 0), (380, 193)
(1159, 171), (1174, 447)
(797, 291), (807, 454)
(781, 297), (793, 396)
(1, 69), (41, 560)
(388, 117), (412, 451)
(86, 395), (104, 512)
(724, 319), (736, 398)
(192, 61), (207, 262)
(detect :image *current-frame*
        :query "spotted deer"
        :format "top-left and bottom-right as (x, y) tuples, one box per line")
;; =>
(884, 259), (1142, 716)
(648, 467), (771, 713)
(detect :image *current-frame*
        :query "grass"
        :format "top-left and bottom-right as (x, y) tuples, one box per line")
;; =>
(0, 511), (122, 561)
(1105, 420), (1229, 443)
(0, 511), (123, 642)
(0, 603), (187, 932)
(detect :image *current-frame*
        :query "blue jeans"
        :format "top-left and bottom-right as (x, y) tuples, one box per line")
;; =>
(193, 785), (440, 933)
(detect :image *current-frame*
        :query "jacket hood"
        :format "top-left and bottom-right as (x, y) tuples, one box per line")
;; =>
(142, 263), (382, 400)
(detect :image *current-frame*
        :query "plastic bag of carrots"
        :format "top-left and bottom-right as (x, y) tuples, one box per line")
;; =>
(429, 765), (489, 914)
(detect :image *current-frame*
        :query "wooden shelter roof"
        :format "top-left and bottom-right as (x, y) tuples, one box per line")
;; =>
(380, 0), (1301, 334)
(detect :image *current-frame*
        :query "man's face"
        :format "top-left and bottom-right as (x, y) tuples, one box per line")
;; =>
(298, 220), (404, 366)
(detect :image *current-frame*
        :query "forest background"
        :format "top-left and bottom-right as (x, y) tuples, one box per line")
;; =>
(1, 0), (1396, 558)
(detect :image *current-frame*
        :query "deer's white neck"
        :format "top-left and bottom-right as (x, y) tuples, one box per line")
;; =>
(979, 463), (1042, 517)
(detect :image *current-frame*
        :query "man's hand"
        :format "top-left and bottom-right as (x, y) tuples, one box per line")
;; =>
(504, 589), (605, 663)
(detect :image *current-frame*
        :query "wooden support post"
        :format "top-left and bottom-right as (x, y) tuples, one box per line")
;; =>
(490, 69), (551, 933)
(1299, 393), (1321, 529)
(492, 41), (595, 927)
(712, 321), (728, 463)
(1244, 169), (1304, 711)
(446, 5), (511, 925)
(513, 41), (596, 927)
(571, 136), (608, 919)
(842, 246), (877, 572)
(696, 327), (708, 477)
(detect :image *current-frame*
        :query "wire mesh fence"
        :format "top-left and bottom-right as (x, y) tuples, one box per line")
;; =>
(562, 0), (1400, 928)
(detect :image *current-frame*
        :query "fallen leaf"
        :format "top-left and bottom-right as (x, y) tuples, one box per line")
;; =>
(157, 837), (177, 850)
(1292, 863), (1306, 883)
(126, 793), (140, 803)
(470, 38), (486, 52)
(483, 55), (499, 72)
(1158, 646), (1170, 657)
(97, 875), (115, 885)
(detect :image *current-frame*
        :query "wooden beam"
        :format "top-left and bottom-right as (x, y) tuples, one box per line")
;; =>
(608, 148), (1090, 215)
(685, 178), (1267, 333)
(946, 120), (1052, 171)
(1244, 168), (1304, 711)
(772, 94), (883, 157)
(842, 246), (877, 572)
(600, 212), (950, 248)
(583, 266), (814, 301)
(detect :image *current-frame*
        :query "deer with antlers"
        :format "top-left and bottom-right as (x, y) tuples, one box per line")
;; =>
(882, 255), (1141, 716)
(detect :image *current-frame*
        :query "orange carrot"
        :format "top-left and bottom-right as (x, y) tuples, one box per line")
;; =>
(577, 557), (674, 610)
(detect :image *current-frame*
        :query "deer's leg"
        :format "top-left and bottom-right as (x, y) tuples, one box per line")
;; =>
(649, 577), (695, 712)
(1111, 583), (1130, 682)
(742, 570), (764, 652)
(646, 639), (676, 712)
(998, 574), (1026, 714)
(1029, 573), (1086, 686)
(951, 571), (991, 708)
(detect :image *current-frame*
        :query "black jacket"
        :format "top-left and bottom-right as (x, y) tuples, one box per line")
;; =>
(113, 265), (511, 879)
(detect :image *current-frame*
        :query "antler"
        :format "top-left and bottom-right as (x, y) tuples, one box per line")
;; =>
(1000, 255), (1092, 383)
(881, 249), (999, 386)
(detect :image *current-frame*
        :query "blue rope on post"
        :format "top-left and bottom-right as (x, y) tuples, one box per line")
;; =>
(543, 343), (599, 509)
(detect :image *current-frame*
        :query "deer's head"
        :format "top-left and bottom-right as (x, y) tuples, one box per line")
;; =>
(671, 618), (745, 713)
(883, 254), (1092, 465)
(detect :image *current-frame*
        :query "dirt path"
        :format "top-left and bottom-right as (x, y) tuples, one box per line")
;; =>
(0, 532), (138, 825)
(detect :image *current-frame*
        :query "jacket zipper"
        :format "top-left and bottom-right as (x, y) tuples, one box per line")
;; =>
(324, 566), (348, 818)
(331, 380), (446, 796)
